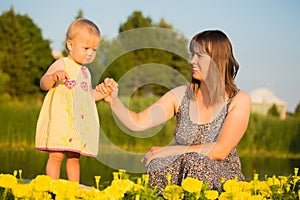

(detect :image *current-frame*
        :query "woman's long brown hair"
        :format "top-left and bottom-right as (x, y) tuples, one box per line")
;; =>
(189, 30), (239, 105)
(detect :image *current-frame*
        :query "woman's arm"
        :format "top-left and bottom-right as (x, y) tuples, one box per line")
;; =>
(143, 91), (251, 165)
(191, 90), (252, 160)
(108, 85), (186, 132)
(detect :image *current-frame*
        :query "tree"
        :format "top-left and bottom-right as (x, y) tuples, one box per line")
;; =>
(0, 8), (54, 99)
(295, 102), (300, 120)
(155, 18), (173, 29)
(94, 11), (190, 97)
(0, 70), (10, 102)
(119, 11), (152, 32)
(267, 104), (280, 118)
(76, 9), (84, 19)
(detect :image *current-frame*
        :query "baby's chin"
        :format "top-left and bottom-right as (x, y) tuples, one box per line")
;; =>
(82, 59), (94, 65)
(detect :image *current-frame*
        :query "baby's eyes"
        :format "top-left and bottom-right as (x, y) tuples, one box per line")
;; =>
(191, 52), (203, 57)
(84, 47), (97, 52)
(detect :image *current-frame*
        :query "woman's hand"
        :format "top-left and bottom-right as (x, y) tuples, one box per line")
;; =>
(103, 78), (118, 103)
(95, 78), (118, 103)
(142, 145), (190, 166)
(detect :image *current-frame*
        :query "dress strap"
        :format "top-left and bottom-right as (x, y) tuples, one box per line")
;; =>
(227, 89), (240, 107)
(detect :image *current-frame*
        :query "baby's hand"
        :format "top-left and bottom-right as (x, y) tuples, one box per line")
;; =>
(95, 83), (111, 95)
(95, 78), (118, 103)
(52, 70), (70, 82)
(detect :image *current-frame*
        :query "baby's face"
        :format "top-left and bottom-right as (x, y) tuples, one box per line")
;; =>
(67, 30), (100, 65)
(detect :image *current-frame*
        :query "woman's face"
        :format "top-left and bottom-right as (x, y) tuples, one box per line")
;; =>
(190, 46), (211, 81)
(67, 30), (100, 65)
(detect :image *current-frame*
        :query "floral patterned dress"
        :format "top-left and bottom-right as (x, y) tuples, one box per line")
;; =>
(147, 87), (244, 191)
(35, 57), (99, 157)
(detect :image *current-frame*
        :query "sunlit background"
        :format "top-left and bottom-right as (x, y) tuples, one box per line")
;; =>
(1, 0), (299, 112)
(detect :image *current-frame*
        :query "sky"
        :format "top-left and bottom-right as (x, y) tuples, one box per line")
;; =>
(1, 0), (300, 112)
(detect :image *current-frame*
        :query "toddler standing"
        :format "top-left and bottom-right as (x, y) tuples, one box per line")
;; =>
(35, 18), (112, 182)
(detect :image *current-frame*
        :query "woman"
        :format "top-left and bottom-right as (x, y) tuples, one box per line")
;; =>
(98, 30), (251, 191)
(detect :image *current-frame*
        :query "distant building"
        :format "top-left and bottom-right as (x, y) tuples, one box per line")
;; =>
(249, 87), (286, 119)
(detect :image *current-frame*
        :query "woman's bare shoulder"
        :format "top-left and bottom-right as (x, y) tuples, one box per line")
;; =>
(236, 90), (251, 102)
(168, 85), (188, 100)
(230, 90), (252, 109)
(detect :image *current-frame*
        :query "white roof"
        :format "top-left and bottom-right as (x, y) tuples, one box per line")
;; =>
(250, 87), (286, 105)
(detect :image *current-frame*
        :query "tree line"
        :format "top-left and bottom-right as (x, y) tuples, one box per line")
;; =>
(0, 8), (300, 118)
(0, 9), (190, 101)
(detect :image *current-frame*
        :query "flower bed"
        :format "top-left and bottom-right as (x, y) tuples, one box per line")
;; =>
(1, 168), (300, 199)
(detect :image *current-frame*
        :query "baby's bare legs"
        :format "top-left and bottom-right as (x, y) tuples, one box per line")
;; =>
(46, 151), (64, 179)
(66, 151), (80, 182)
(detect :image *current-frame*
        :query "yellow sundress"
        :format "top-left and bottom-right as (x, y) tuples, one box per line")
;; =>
(35, 57), (99, 157)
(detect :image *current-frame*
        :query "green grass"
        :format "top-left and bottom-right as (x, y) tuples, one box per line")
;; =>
(0, 98), (300, 155)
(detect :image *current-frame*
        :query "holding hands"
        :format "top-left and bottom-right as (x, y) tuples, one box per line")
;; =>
(95, 78), (118, 103)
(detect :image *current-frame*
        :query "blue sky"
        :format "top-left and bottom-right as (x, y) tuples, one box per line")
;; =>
(1, 0), (300, 112)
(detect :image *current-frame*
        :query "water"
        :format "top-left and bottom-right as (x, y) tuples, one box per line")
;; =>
(0, 148), (144, 187)
(241, 155), (300, 180)
(1, 148), (299, 187)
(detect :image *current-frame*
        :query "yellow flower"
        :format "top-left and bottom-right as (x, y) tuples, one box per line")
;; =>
(135, 194), (140, 200)
(87, 187), (110, 200)
(142, 174), (149, 186)
(248, 195), (264, 200)
(133, 183), (144, 191)
(255, 181), (271, 197)
(181, 177), (203, 193)
(111, 179), (134, 194)
(219, 191), (250, 200)
(31, 190), (52, 200)
(167, 173), (172, 185)
(237, 191), (251, 199)
(113, 172), (119, 180)
(278, 175), (288, 185)
(12, 183), (32, 198)
(74, 188), (93, 199)
(267, 176), (280, 186)
(218, 191), (231, 200)
(104, 185), (125, 199)
(0, 173), (18, 188)
(292, 175), (300, 186)
(220, 177), (226, 184)
(119, 169), (126, 179)
(136, 177), (142, 185)
(95, 175), (101, 190)
(163, 185), (184, 200)
(50, 179), (79, 197)
(18, 169), (23, 179)
(222, 179), (240, 193)
(55, 192), (76, 200)
(294, 167), (299, 176)
(253, 173), (259, 181)
(204, 190), (219, 200)
(30, 175), (52, 192)
(238, 181), (252, 192)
